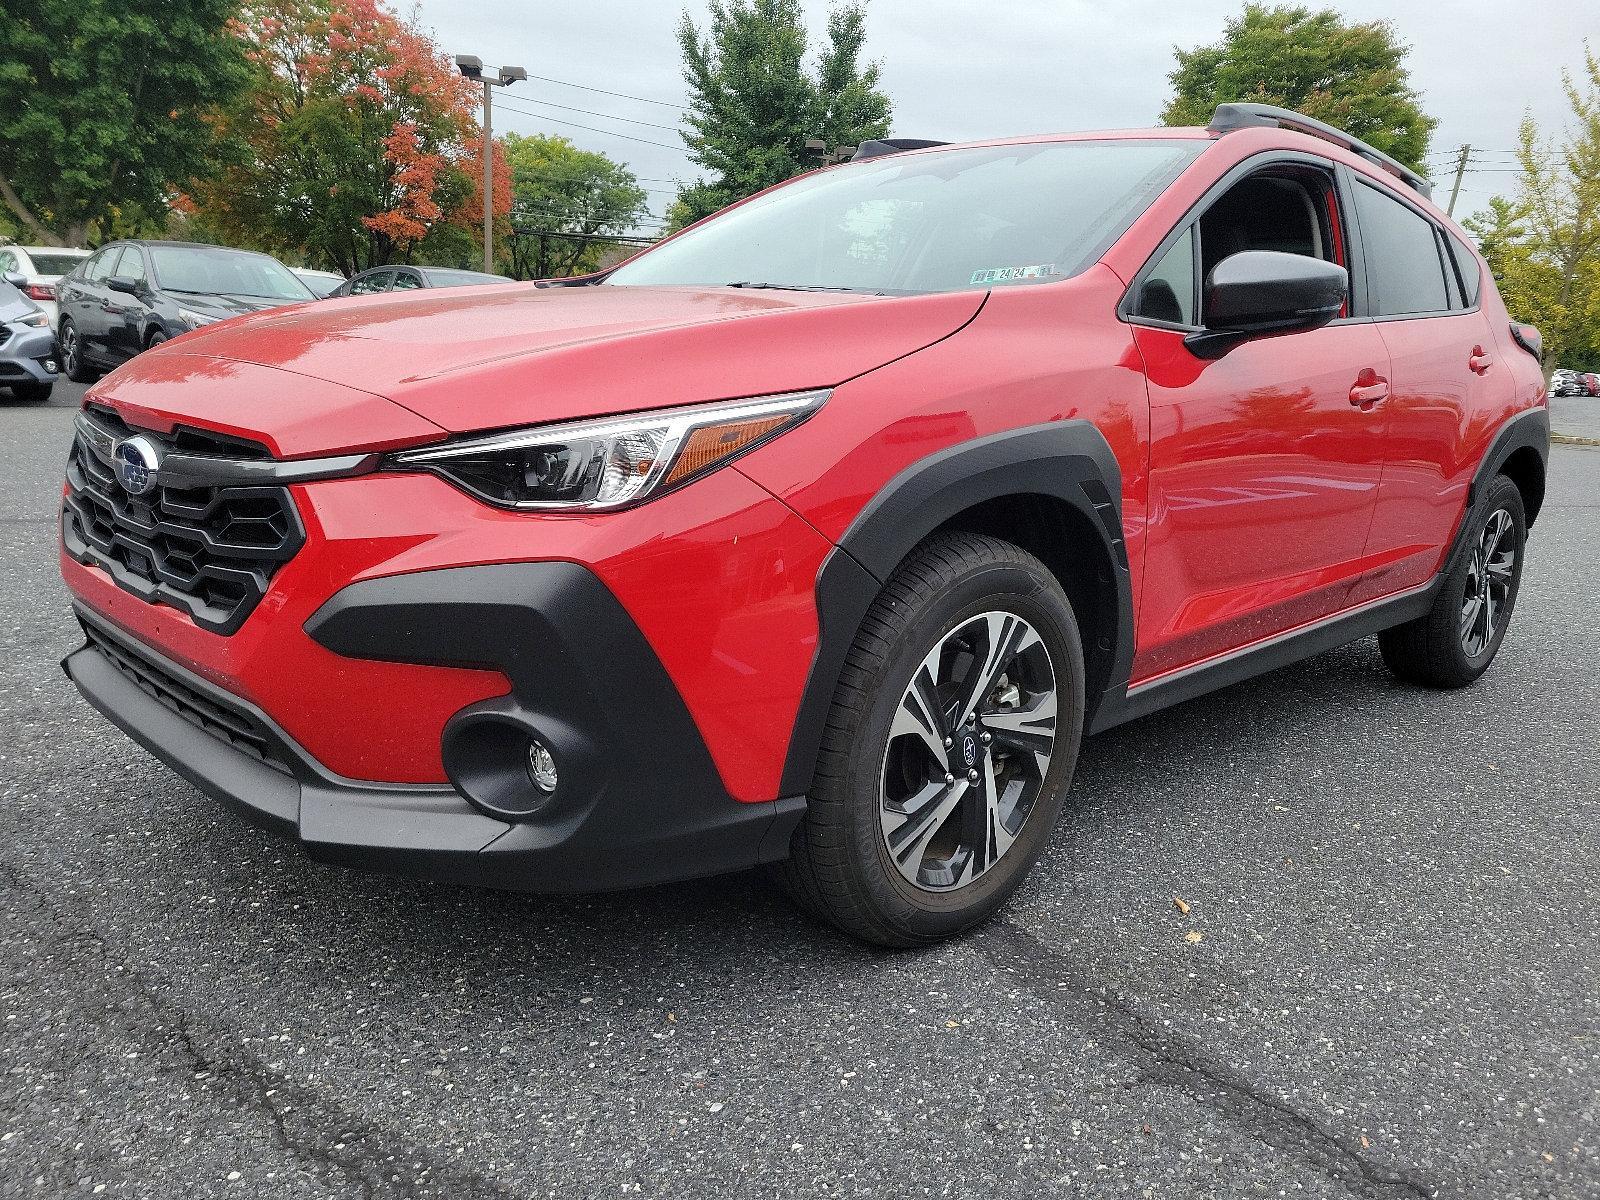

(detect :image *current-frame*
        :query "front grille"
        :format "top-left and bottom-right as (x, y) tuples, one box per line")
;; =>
(83, 618), (289, 773)
(62, 408), (304, 635)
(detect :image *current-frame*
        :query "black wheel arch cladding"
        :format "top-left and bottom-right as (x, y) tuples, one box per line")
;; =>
(778, 419), (1134, 798)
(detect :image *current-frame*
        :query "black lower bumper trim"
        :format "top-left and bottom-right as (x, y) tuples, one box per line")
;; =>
(65, 606), (804, 892)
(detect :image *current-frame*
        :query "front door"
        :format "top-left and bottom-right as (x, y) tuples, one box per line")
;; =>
(1125, 163), (1390, 683)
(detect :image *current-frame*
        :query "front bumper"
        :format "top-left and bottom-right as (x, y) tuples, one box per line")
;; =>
(65, 568), (805, 892)
(1, 324), (59, 384)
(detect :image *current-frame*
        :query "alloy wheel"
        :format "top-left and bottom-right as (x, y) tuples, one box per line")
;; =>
(1460, 508), (1515, 658)
(62, 324), (80, 375)
(879, 610), (1057, 892)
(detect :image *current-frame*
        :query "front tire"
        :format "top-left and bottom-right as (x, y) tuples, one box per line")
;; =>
(1379, 475), (1526, 688)
(60, 319), (95, 383)
(8, 382), (53, 403)
(778, 532), (1085, 947)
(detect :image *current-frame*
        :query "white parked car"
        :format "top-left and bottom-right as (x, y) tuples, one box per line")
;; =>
(0, 245), (91, 329)
(291, 267), (348, 298)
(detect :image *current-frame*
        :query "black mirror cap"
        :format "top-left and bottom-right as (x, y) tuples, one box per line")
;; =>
(1187, 251), (1347, 359)
(107, 275), (141, 295)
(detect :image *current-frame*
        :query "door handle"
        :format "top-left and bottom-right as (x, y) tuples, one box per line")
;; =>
(1349, 372), (1389, 409)
(1469, 346), (1493, 374)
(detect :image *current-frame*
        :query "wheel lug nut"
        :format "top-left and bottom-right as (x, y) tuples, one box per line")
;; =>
(967, 769), (979, 782)
(944, 772), (955, 785)
(943, 737), (952, 748)
(980, 732), (992, 744)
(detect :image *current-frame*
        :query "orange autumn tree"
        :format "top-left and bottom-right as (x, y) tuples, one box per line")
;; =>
(196, 0), (509, 275)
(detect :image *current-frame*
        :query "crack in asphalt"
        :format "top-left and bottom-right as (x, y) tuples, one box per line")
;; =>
(0, 857), (524, 1200)
(982, 920), (1437, 1200)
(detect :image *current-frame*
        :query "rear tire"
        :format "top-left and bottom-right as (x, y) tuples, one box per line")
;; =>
(1379, 475), (1526, 688)
(9, 382), (53, 403)
(777, 532), (1085, 947)
(60, 319), (95, 383)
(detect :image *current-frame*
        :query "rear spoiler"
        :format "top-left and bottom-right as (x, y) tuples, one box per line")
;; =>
(1208, 103), (1432, 199)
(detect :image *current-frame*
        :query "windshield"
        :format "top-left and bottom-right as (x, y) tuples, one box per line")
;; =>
(606, 139), (1202, 295)
(150, 246), (314, 301)
(28, 252), (87, 276)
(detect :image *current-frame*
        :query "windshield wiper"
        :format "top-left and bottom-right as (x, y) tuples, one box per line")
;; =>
(724, 281), (875, 294)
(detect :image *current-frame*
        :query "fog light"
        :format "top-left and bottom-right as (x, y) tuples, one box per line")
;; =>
(45, 360), (58, 373)
(526, 740), (558, 793)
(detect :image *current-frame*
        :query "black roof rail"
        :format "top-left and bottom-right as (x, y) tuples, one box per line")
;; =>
(1207, 102), (1432, 200)
(851, 138), (948, 162)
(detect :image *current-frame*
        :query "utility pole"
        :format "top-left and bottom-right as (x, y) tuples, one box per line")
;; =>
(455, 56), (527, 274)
(1446, 144), (1471, 217)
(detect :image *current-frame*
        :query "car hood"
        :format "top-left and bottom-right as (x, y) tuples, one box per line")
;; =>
(0, 295), (38, 324)
(170, 283), (986, 435)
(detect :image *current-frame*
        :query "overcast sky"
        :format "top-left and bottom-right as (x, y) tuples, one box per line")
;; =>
(418, 0), (1593, 233)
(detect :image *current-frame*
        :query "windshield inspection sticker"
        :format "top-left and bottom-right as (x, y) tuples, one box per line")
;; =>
(971, 263), (1059, 285)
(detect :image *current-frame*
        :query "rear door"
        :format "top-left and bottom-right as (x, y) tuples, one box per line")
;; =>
(65, 247), (118, 362)
(1345, 179), (1505, 602)
(1127, 157), (1392, 682)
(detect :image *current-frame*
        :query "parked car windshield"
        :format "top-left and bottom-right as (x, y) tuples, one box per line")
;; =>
(149, 246), (315, 301)
(27, 252), (87, 276)
(606, 139), (1203, 296)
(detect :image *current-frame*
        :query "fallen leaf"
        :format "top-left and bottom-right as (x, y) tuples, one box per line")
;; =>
(1542, 1153), (1554, 1163)
(945, 1020), (961, 1029)
(1140, 1124), (1152, 1135)
(1174, 896), (1191, 915)
(1361, 1136), (1370, 1149)
(1184, 931), (1204, 945)
(666, 1012), (676, 1023)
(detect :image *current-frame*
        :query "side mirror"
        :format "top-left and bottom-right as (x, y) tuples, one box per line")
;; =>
(107, 275), (142, 296)
(2, 271), (24, 288)
(1185, 250), (1348, 360)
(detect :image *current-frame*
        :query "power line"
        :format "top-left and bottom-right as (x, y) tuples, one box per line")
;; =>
(524, 73), (688, 111)
(494, 99), (688, 152)
(514, 94), (685, 134)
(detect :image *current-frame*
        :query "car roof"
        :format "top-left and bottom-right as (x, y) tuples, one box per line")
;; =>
(16, 246), (90, 255)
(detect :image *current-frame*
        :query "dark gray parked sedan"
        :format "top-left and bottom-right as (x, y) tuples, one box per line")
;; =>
(0, 273), (59, 402)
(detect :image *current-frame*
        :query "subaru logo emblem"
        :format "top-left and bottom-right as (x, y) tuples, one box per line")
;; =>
(114, 436), (162, 496)
(961, 735), (978, 767)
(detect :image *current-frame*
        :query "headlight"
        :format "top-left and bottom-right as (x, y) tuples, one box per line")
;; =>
(390, 389), (828, 511)
(178, 308), (218, 329)
(17, 312), (47, 328)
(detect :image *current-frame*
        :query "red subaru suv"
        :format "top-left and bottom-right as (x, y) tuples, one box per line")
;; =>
(61, 105), (1548, 946)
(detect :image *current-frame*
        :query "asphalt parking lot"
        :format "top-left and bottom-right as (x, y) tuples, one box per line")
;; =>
(2, 382), (1596, 1199)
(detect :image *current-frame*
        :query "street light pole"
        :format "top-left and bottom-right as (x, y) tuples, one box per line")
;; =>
(455, 56), (526, 275)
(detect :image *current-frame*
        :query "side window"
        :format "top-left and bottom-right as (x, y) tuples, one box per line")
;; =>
(0, 250), (16, 273)
(84, 249), (117, 282)
(1352, 181), (1450, 316)
(390, 270), (424, 291)
(349, 270), (393, 295)
(1134, 227), (1197, 326)
(115, 246), (147, 283)
(1445, 230), (1482, 308)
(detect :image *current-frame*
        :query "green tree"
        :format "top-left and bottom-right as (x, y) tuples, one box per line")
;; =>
(1160, 4), (1435, 170)
(501, 133), (649, 278)
(1471, 51), (1600, 371)
(672, 0), (891, 228)
(193, 0), (506, 276)
(0, 0), (249, 246)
